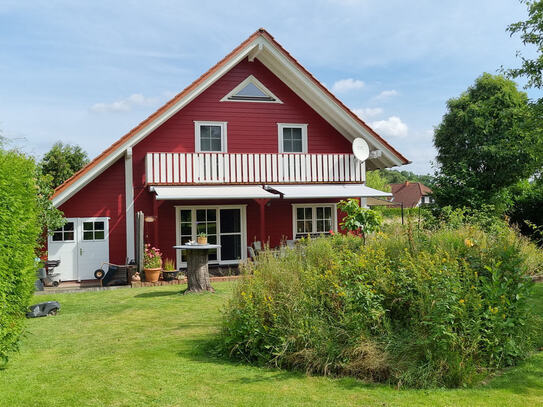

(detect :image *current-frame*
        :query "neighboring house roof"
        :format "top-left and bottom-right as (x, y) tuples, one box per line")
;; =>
(52, 28), (409, 207)
(390, 181), (432, 208)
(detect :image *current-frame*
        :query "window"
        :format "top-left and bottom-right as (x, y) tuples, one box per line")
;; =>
(293, 204), (336, 239)
(176, 206), (246, 265)
(278, 123), (308, 153)
(194, 121), (227, 152)
(52, 222), (75, 242)
(82, 221), (105, 241)
(221, 75), (282, 103)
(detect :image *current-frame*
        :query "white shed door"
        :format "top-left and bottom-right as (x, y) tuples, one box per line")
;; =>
(48, 218), (78, 281)
(77, 219), (109, 280)
(48, 217), (109, 281)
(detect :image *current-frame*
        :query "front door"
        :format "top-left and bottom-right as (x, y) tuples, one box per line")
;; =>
(48, 217), (109, 281)
(176, 206), (246, 267)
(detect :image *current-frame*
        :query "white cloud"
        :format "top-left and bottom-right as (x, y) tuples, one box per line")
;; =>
(352, 107), (383, 120)
(331, 78), (365, 93)
(374, 89), (399, 100)
(90, 93), (160, 113)
(370, 116), (408, 138)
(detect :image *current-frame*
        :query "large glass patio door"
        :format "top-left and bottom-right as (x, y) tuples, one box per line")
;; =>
(177, 206), (245, 266)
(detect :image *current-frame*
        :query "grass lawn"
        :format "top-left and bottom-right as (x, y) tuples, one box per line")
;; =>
(0, 282), (542, 407)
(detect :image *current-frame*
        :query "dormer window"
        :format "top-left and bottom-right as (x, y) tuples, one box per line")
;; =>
(221, 75), (282, 103)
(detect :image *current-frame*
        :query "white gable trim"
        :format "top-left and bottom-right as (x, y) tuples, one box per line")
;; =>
(53, 34), (405, 207)
(220, 74), (283, 104)
(257, 43), (403, 169)
(52, 40), (262, 207)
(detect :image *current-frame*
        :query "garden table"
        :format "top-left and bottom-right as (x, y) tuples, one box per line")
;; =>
(173, 244), (221, 294)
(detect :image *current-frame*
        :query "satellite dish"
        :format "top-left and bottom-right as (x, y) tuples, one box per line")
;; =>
(352, 138), (370, 162)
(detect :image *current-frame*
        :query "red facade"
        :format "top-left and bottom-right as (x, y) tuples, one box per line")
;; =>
(50, 30), (407, 280)
(56, 58), (355, 266)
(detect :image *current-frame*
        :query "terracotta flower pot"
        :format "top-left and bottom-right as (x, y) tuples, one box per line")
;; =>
(144, 267), (161, 282)
(197, 236), (208, 245)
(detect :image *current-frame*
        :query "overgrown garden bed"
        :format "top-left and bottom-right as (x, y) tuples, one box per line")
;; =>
(219, 225), (543, 388)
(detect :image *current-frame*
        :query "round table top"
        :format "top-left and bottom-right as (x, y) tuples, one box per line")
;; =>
(173, 244), (221, 250)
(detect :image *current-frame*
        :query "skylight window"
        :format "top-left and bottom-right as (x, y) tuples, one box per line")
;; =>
(221, 75), (282, 103)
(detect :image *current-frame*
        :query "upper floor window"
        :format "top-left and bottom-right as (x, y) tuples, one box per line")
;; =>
(221, 75), (282, 103)
(278, 123), (308, 153)
(194, 121), (227, 152)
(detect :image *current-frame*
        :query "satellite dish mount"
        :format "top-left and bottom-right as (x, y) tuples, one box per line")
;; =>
(352, 138), (370, 162)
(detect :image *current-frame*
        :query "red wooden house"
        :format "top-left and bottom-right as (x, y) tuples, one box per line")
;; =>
(48, 29), (409, 282)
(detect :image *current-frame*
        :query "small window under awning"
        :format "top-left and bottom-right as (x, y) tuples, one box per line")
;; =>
(150, 185), (278, 200)
(267, 184), (392, 199)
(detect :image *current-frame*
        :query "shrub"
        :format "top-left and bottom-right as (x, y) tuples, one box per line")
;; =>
(218, 226), (541, 388)
(0, 148), (41, 365)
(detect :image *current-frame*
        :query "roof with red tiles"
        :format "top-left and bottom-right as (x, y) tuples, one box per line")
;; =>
(390, 181), (432, 208)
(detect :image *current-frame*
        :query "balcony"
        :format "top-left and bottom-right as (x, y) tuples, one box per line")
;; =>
(145, 152), (365, 185)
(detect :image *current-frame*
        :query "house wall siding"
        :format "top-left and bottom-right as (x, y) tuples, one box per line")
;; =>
(55, 57), (358, 276)
(131, 58), (352, 187)
(57, 158), (127, 264)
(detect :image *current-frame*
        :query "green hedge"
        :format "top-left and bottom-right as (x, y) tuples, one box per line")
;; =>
(218, 226), (541, 388)
(0, 148), (40, 365)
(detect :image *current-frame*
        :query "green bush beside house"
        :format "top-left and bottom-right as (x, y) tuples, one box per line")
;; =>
(219, 225), (541, 388)
(0, 148), (41, 365)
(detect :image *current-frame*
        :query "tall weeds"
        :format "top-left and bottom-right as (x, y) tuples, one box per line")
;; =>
(218, 226), (541, 388)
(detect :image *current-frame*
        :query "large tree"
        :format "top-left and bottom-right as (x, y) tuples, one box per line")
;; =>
(506, 0), (543, 92)
(40, 142), (89, 189)
(432, 73), (542, 211)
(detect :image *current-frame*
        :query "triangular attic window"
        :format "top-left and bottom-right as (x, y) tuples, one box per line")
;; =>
(221, 75), (282, 103)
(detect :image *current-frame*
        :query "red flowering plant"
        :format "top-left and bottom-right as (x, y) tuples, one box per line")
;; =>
(143, 244), (162, 269)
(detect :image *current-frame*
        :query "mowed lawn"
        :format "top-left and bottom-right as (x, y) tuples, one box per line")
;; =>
(1, 282), (542, 407)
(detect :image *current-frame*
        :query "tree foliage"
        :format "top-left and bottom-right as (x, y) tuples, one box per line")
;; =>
(509, 177), (543, 243)
(378, 169), (436, 188)
(432, 73), (542, 211)
(365, 170), (391, 192)
(39, 142), (89, 189)
(0, 146), (41, 365)
(506, 0), (543, 91)
(338, 199), (382, 243)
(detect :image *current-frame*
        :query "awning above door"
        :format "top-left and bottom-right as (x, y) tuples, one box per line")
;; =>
(150, 185), (278, 200)
(267, 184), (392, 199)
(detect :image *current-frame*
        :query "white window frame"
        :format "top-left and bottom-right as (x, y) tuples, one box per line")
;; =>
(194, 121), (228, 153)
(175, 205), (247, 268)
(291, 203), (337, 239)
(278, 123), (308, 153)
(220, 74), (283, 104)
(51, 220), (76, 242)
(81, 219), (107, 242)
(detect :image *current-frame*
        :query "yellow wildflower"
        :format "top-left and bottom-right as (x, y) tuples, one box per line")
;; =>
(459, 299), (465, 305)
(464, 238), (474, 247)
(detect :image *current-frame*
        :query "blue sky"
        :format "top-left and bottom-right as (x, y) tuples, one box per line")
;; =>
(0, 0), (539, 174)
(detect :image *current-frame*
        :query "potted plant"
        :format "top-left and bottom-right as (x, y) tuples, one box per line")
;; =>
(162, 258), (178, 281)
(143, 244), (162, 282)
(197, 232), (208, 245)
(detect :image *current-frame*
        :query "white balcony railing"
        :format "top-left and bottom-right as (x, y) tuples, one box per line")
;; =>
(145, 152), (365, 185)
